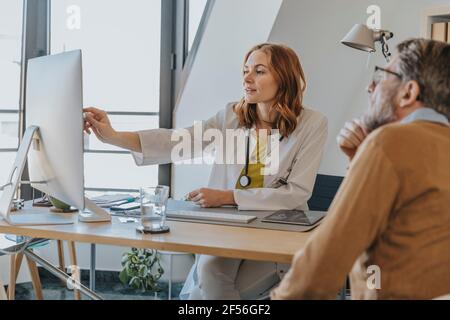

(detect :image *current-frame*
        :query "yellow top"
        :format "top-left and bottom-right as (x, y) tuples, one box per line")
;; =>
(235, 133), (268, 190)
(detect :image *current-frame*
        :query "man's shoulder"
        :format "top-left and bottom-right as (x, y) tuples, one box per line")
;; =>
(369, 121), (447, 142)
(369, 122), (414, 141)
(363, 121), (449, 158)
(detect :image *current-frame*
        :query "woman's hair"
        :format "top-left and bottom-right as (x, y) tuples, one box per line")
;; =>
(234, 43), (307, 138)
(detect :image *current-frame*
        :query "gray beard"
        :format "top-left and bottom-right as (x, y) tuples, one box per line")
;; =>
(362, 90), (398, 132)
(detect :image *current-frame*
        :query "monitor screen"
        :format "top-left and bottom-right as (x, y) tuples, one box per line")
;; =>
(25, 50), (85, 210)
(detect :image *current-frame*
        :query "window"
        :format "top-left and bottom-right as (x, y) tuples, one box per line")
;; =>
(0, 0), (23, 185)
(188, 0), (208, 52)
(50, 0), (162, 191)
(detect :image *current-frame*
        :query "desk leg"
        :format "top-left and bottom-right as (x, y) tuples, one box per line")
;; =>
(168, 254), (172, 301)
(26, 254), (43, 300)
(68, 242), (81, 300)
(7, 253), (23, 300)
(57, 240), (66, 285)
(0, 276), (7, 300)
(90, 244), (96, 291)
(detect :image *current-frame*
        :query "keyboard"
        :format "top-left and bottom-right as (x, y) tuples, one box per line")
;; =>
(166, 210), (257, 224)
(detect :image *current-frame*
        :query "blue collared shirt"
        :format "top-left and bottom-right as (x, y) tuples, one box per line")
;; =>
(401, 108), (449, 126)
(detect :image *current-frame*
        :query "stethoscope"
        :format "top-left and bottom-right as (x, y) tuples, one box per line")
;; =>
(238, 130), (284, 189)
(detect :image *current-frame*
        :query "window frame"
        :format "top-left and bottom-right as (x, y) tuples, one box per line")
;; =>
(0, 0), (26, 153)
(174, 0), (214, 110)
(9, 0), (191, 199)
(0, 109), (20, 152)
(18, 0), (50, 200)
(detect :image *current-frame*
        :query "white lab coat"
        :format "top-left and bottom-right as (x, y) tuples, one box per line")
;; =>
(132, 103), (328, 211)
(131, 102), (328, 298)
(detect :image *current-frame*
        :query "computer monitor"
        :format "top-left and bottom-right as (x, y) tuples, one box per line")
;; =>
(0, 50), (110, 225)
(26, 50), (85, 209)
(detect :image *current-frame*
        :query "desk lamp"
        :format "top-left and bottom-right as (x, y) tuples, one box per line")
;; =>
(341, 24), (394, 61)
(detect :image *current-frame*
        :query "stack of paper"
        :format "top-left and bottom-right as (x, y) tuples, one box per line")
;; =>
(90, 194), (137, 208)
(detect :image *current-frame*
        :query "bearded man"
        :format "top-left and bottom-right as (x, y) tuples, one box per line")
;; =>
(271, 38), (450, 300)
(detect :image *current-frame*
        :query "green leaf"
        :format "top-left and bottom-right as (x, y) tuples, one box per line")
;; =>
(130, 277), (140, 289)
(119, 269), (128, 285)
(126, 266), (134, 277)
(131, 256), (139, 264)
(139, 265), (148, 277)
(120, 248), (164, 293)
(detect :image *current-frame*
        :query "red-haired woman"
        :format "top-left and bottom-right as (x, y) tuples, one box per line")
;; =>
(84, 43), (328, 299)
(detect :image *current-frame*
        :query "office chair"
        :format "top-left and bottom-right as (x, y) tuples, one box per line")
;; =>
(239, 174), (344, 300)
(307, 174), (344, 211)
(310, 174), (349, 299)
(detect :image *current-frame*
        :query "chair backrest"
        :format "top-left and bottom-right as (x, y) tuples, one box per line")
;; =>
(307, 174), (344, 211)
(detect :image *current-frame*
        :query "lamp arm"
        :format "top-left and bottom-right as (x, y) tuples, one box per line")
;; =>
(373, 30), (394, 42)
(380, 35), (392, 62)
(374, 30), (394, 62)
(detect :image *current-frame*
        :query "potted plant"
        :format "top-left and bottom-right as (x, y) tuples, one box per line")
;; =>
(119, 248), (164, 292)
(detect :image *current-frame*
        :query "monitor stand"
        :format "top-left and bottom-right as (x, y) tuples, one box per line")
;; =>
(79, 198), (111, 223)
(0, 126), (111, 225)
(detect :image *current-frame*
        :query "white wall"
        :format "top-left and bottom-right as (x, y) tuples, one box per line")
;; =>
(269, 0), (450, 176)
(173, 0), (450, 188)
(172, 0), (283, 199)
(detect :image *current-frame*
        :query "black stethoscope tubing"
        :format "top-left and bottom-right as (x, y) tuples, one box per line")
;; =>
(238, 130), (284, 189)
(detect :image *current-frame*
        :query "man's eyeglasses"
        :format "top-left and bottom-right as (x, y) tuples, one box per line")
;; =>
(371, 66), (402, 86)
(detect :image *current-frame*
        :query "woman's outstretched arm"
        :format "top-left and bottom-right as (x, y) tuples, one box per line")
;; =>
(83, 107), (142, 153)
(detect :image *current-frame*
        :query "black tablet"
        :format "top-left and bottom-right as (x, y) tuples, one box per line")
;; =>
(262, 210), (325, 226)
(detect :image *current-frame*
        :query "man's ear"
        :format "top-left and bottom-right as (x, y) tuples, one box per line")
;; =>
(398, 80), (421, 108)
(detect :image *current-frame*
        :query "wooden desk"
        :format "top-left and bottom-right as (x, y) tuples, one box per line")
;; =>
(0, 205), (319, 300)
(0, 206), (313, 264)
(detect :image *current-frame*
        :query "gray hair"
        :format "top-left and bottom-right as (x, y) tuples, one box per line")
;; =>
(396, 39), (450, 119)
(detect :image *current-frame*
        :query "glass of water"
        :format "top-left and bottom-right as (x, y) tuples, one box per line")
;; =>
(137, 185), (170, 234)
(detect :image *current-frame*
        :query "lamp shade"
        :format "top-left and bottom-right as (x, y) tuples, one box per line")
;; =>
(341, 24), (375, 52)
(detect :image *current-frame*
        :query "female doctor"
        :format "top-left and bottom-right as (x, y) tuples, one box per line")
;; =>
(84, 43), (328, 300)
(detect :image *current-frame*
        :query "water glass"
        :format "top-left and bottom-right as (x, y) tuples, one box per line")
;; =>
(138, 185), (170, 234)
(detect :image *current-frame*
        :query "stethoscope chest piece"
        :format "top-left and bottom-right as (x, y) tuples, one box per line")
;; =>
(238, 129), (284, 189)
(239, 175), (251, 188)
